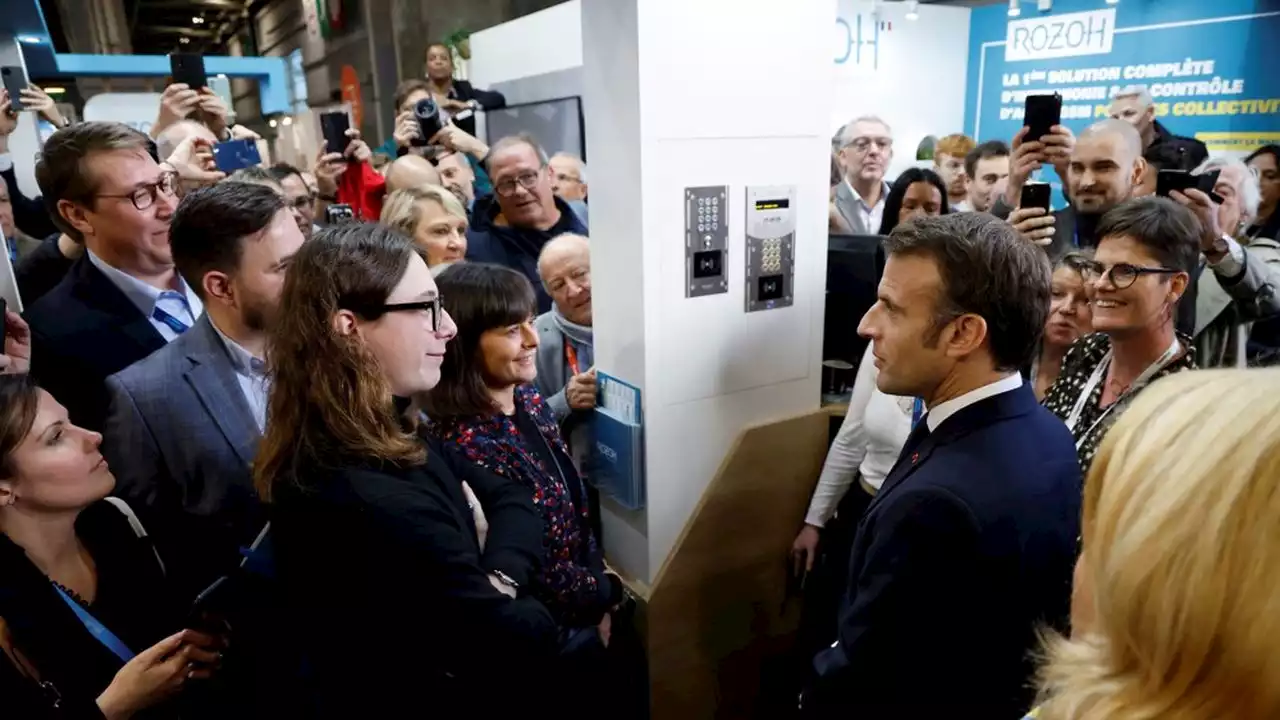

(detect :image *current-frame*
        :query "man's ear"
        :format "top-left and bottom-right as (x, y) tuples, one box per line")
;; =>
(57, 199), (95, 241)
(945, 313), (990, 361)
(202, 271), (233, 305)
(1129, 157), (1149, 195)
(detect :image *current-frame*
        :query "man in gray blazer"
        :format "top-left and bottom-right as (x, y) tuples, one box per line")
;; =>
(831, 116), (894, 236)
(103, 182), (305, 596)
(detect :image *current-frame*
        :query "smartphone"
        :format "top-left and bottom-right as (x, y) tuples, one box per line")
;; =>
(186, 575), (230, 635)
(169, 53), (208, 90)
(1020, 182), (1052, 212)
(325, 204), (355, 224)
(0, 66), (27, 112)
(0, 297), (6, 348)
(319, 111), (351, 155)
(1157, 169), (1224, 204)
(212, 138), (263, 173)
(0, 242), (21, 313)
(1023, 93), (1062, 142)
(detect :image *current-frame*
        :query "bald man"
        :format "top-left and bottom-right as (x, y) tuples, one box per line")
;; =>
(155, 120), (218, 163)
(1009, 119), (1146, 258)
(533, 233), (596, 472)
(384, 153), (441, 194)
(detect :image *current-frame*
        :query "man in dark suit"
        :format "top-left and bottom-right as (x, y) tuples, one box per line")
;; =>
(103, 182), (304, 597)
(24, 122), (203, 431)
(804, 213), (1082, 718)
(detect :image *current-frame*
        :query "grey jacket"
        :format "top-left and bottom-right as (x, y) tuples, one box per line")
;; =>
(102, 314), (264, 591)
(833, 181), (890, 236)
(1194, 236), (1280, 368)
(533, 311), (592, 471)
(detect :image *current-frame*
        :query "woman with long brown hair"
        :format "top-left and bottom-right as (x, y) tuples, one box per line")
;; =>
(255, 223), (557, 717)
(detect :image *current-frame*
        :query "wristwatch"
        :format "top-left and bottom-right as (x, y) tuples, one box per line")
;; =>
(1205, 233), (1232, 263)
(492, 570), (520, 591)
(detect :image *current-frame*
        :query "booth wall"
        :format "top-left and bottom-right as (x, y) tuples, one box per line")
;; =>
(832, 0), (972, 180)
(965, 0), (1280, 154)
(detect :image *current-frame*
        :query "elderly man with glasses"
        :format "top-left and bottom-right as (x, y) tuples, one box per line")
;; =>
(24, 121), (203, 430)
(831, 115), (894, 235)
(467, 133), (589, 313)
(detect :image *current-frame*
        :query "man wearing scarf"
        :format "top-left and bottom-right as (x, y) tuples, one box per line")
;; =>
(533, 233), (596, 481)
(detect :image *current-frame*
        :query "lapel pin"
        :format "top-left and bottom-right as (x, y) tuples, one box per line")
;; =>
(912, 452), (920, 464)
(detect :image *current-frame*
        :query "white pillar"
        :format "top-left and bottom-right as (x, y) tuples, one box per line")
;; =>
(582, 0), (836, 583)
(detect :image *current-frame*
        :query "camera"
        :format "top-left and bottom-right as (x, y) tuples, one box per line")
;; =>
(412, 97), (443, 147)
(325, 204), (355, 224)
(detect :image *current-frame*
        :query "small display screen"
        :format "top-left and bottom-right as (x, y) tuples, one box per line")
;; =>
(693, 250), (723, 279)
(758, 274), (784, 301)
(754, 198), (790, 211)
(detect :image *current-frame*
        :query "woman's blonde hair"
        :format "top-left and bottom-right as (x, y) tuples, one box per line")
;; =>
(380, 184), (467, 239)
(1036, 369), (1280, 719)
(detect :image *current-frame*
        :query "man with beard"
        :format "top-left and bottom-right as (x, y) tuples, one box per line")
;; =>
(103, 181), (305, 598)
(1007, 119), (1144, 259)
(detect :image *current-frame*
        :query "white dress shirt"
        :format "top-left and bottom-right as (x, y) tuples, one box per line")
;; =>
(925, 372), (1024, 432)
(87, 251), (203, 342)
(845, 179), (889, 235)
(805, 345), (915, 527)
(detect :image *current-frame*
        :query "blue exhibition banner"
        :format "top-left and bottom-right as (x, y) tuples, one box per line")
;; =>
(964, 0), (1280, 155)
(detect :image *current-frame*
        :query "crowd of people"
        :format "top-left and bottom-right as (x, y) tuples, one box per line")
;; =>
(802, 85), (1280, 717)
(0, 32), (1276, 719)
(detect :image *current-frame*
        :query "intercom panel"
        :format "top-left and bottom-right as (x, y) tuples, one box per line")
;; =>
(685, 185), (729, 298)
(744, 185), (796, 312)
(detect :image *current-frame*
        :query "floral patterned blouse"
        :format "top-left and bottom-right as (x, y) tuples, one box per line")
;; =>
(1042, 332), (1197, 472)
(425, 384), (617, 629)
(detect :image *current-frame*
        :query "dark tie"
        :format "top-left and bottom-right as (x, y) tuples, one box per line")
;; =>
(152, 305), (190, 335)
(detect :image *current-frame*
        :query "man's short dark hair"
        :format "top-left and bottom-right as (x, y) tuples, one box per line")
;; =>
(170, 182), (286, 299)
(268, 162), (305, 185)
(1096, 196), (1201, 276)
(964, 140), (1011, 180)
(35, 121), (155, 242)
(228, 166), (283, 190)
(883, 213), (1051, 371)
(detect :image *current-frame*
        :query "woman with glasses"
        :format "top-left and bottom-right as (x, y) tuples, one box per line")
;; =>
(380, 185), (469, 268)
(1031, 252), (1094, 400)
(255, 223), (558, 716)
(1042, 198), (1200, 472)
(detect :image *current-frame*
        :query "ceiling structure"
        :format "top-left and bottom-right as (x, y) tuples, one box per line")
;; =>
(124, 0), (256, 55)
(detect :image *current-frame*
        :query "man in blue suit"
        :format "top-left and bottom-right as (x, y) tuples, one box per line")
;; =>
(804, 213), (1082, 718)
(103, 182), (305, 598)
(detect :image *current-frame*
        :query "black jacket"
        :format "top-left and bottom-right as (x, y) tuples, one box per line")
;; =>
(445, 79), (506, 138)
(269, 436), (558, 717)
(467, 195), (589, 313)
(0, 501), (181, 719)
(1147, 120), (1209, 172)
(1, 165), (58, 239)
(26, 256), (167, 431)
(807, 384), (1082, 718)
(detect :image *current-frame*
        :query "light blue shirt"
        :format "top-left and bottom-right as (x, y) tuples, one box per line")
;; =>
(211, 321), (269, 433)
(86, 251), (203, 342)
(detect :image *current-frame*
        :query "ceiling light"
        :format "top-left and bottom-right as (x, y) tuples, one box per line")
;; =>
(1008, 0), (1021, 17)
(1106, 0), (1119, 4)
(268, 118), (278, 128)
(281, 116), (293, 126)
(192, 16), (205, 24)
(179, 37), (190, 44)
(41, 87), (65, 95)
(17, 35), (43, 44)
(905, 0), (919, 20)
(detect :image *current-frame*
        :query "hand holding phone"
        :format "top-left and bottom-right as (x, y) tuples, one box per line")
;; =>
(1020, 182), (1052, 213)
(211, 138), (263, 173)
(319, 111), (352, 155)
(168, 53), (208, 92)
(1023, 93), (1062, 143)
(1, 67), (27, 112)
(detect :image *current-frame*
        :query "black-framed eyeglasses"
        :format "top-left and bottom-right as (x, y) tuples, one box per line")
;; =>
(352, 297), (445, 331)
(1080, 260), (1179, 290)
(493, 170), (542, 197)
(95, 171), (179, 211)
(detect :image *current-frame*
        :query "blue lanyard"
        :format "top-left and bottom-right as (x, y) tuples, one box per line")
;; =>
(911, 397), (925, 429)
(152, 305), (190, 335)
(53, 585), (136, 663)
